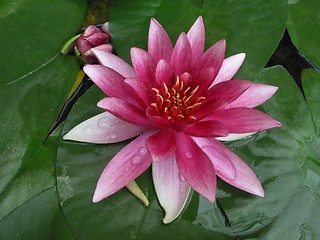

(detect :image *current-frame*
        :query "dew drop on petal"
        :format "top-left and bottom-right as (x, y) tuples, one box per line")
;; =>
(179, 173), (185, 182)
(184, 152), (192, 159)
(109, 133), (118, 140)
(138, 147), (148, 156)
(98, 117), (110, 129)
(83, 127), (93, 135)
(131, 156), (142, 165)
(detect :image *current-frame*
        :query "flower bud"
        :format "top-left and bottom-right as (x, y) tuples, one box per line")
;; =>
(75, 24), (112, 63)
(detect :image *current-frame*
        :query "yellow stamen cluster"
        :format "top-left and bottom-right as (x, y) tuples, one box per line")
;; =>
(151, 76), (205, 123)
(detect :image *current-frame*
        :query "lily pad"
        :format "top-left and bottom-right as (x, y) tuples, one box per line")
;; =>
(287, 0), (320, 68)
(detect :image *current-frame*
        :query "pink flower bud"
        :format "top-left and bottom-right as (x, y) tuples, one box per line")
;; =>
(75, 24), (111, 63)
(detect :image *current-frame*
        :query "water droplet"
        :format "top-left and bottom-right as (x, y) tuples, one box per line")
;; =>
(302, 157), (320, 196)
(179, 187), (184, 192)
(83, 127), (93, 135)
(109, 133), (118, 140)
(179, 173), (185, 182)
(184, 152), (192, 159)
(131, 156), (142, 165)
(98, 117), (110, 129)
(138, 147), (148, 156)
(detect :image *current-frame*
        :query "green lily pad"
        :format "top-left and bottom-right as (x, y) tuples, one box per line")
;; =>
(287, 0), (320, 68)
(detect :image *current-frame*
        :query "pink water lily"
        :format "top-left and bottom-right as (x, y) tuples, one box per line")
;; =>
(63, 16), (281, 223)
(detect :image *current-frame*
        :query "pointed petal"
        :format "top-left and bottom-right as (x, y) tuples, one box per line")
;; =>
(63, 112), (148, 144)
(216, 132), (256, 141)
(193, 39), (226, 80)
(130, 47), (156, 89)
(97, 98), (151, 126)
(93, 130), (154, 202)
(175, 133), (216, 202)
(229, 84), (278, 108)
(126, 180), (149, 206)
(152, 155), (191, 224)
(91, 48), (136, 78)
(206, 80), (252, 104)
(155, 59), (175, 87)
(200, 138), (264, 197)
(170, 33), (192, 76)
(185, 120), (228, 138)
(83, 65), (132, 102)
(148, 18), (173, 62)
(207, 108), (281, 133)
(145, 129), (176, 161)
(193, 137), (236, 181)
(187, 16), (205, 62)
(213, 53), (246, 85)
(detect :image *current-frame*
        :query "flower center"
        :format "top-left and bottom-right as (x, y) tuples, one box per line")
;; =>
(151, 76), (205, 123)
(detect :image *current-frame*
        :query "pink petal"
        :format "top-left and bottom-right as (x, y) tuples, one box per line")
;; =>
(131, 47), (156, 89)
(185, 120), (228, 138)
(91, 48), (136, 78)
(63, 112), (148, 144)
(124, 78), (151, 108)
(212, 53), (246, 86)
(93, 130), (154, 202)
(200, 138), (264, 197)
(175, 133), (216, 202)
(97, 98), (151, 126)
(170, 33), (192, 76)
(206, 80), (252, 104)
(193, 99), (229, 120)
(216, 132), (256, 141)
(228, 84), (278, 108)
(187, 16), (205, 62)
(193, 137), (236, 181)
(93, 43), (113, 53)
(152, 154), (191, 224)
(193, 39), (226, 80)
(155, 59), (175, 87)
(145, 129), (176, 162)
(207, 107), (281, 133)
(148, 18), (173, 62)
(83, 65), (132, 102)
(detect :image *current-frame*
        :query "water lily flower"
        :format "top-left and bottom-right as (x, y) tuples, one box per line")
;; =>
(63, 16), (281, 224)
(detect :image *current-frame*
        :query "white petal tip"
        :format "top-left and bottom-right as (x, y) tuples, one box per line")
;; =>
(162, 213), (179, 224)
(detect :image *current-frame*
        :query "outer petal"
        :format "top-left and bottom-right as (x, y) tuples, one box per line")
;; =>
(212, 53), (246, 86)
(216, 132), (256, 141)
(193, 137), (236, 181)
(145, 129), (176, 161)
(63, 112), (148, 144)
(93, 130), (155, 202)
(131, 47), (157, 89)
(97, 98), (151, 126)
(170, 33), (192, 76)
(198, 138), (264, 197)
(187, 16), (205, 62)
(175, 133), (216, 202)
(207, 108), (281, 133)
(228, 84), (278, 108)
(152, 154), (191, 224)
(91, 48), (136, 78)
(148, 18), (173, 62)
(83, 65), (132, 102)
